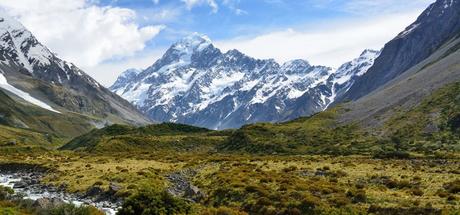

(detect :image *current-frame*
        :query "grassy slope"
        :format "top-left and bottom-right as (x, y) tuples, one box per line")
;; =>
(0, 89), (99, 140)
(217, 107), (377, 155)
(60, 123), (230, 153)
(218, 82), (460, 156)
(382, 81), (460, 153)
(61, 81), (460, 156)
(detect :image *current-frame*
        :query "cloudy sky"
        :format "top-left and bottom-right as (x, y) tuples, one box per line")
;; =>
(0, 0), (434, 86)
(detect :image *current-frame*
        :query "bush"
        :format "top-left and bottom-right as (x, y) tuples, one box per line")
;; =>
(410, 188), (424, 196)
(443, 179), (460, 194)
(380, 178), (413, 190)
(0, 186), (14, 200)
(373, 151), (411, 159)
(329, 195), (351, 207)
(346, 189), (367, 203)
(38, 204), (104, 215)
(202, 207), (248, 215)
(117, 188), (192, 215)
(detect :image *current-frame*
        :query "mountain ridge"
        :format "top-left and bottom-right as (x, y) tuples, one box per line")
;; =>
(111, 33), (379, 129)
(0, 12), (151, 138)
(338, 0), (460, 102)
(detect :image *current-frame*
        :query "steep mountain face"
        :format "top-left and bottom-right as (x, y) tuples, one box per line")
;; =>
(341, 31), (460, 128)
(339, 0), (460, 102)
(111, 34), (379, 129)
(334, 0), (460, 130)
(216, 0), (460, 155)
(0, 13), (150, 137)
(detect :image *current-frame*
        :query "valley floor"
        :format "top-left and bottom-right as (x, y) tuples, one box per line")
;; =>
(0, 150), (459, 214)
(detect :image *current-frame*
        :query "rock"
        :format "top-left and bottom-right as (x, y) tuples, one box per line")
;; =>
(85, 186), (104, 197)
(33, 197), (65, 209)
(13, 181), (27, 188)
(184, 185), (205, 202)
(58, 183), (69, 192)
(315, 170), (327, 176)
(423, 122), (440, 134)
(109, 183), (122, 193)
(33, 198), (52, 209)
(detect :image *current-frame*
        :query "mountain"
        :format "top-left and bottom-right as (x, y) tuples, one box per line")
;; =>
(0, 13), (150, 139)
(339, 0), (460, 102)
(111, 34), (379, 129)
(218, 0), (460, 155)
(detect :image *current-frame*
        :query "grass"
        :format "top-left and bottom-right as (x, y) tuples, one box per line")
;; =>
(0, 90), (97, 139)
(382, 82), (460, 154)
(0, 125), (66, 148)
(218, 107), (379, 155)
(60, 123), (228, 153)
(0, 78), (460, 214)
(0, 152), (458, 214)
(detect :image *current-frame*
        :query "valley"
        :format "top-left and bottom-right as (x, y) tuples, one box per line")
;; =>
(1, 148), (459, 214)
(0, 0), (459, 214)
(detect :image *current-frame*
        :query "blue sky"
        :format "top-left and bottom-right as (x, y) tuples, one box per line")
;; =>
(0, 0), (434, 86)
(98, 0), (347, 42)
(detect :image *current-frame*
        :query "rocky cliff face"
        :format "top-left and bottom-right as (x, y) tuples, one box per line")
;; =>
(339, 0), (460, 102)
(111, 34), (379, 129)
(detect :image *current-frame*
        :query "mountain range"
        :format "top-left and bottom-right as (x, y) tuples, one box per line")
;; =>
(110, 0), (460, 131)
(110, 34), (379, 129)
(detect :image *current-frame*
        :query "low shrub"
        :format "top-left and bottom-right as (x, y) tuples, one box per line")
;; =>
(373, 151), (411, 159)
(0, 186), (14, 201)
(37, 204), (104, 215)
(443, 179), (460, 194)
(202, 206), (248, 215)
(118, 188), (192, 215)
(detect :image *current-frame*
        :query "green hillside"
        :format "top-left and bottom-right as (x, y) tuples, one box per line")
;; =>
(0, 89), (101, 139)
(60, 123), (229, 153)
(218, 81), (460, 156)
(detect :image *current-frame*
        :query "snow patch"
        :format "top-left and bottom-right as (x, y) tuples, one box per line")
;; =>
(399, 23), (420, 38)
(0, 72), (60, 113)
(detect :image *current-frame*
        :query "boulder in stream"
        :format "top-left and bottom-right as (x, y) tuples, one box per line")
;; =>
(33, 197), (65, 209)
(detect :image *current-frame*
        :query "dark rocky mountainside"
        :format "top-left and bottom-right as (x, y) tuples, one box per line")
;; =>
(339, 0), (460, 102)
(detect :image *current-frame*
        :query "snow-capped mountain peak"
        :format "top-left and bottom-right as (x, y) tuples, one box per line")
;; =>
(323, 49), (380, 107)
(120, 68), (142, 79)
(0, 13), (53, 72)
(111, 33), (381, 129)
(173, 32), (212, 52)
(281, 59), (311, 74)
(168, 33), (213, 62)
(0, 12), (103, 88)
(0, 13), (149, 125)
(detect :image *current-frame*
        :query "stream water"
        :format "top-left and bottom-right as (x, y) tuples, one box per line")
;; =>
(0, 173), (119, 215)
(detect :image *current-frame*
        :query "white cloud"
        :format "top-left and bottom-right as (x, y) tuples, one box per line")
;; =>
(148, 7), (182, 22)
(83, 48), (166, 87)
(181, 0), (218, 13)
(222, 0), (247, 15)
(341, 0), (434, 14)
(0, 0), (164, 67)
(215, 10), (426, 67)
